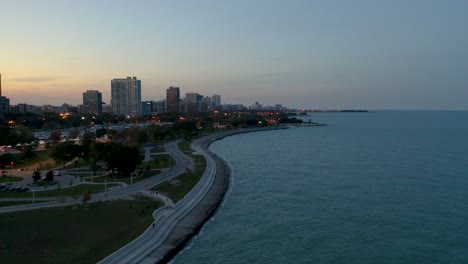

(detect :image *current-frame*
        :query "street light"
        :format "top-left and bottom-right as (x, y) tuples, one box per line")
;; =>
(32, 190), (35, 204)
(131, 173), (133, 185)
(105, 179), (107, 194)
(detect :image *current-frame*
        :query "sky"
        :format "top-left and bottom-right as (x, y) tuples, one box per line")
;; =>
(1, 0), (467, 110)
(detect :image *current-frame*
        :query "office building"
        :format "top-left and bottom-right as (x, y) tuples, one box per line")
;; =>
(111, 77), (142, 117)
(82, 90), (102, 114)
(166, 86), (180, 113)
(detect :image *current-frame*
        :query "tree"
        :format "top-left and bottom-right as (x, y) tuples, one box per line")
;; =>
(15, 125), (34, 144)
(0, 127), (16, 146)
(22, 145), (37, 160)
(32, 170), (41, 183)
(90, 142), (142, 177)
(173, 120), (197, 135)
(106, 129), (119, 140)
(45, 170), (54, 181)
(80, 132), (96, 162)
(49, 142), (77, 167)
(0, 153), (14, 170)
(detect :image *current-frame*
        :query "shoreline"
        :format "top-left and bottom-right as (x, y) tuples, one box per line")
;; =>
(152, 127), (287, 263)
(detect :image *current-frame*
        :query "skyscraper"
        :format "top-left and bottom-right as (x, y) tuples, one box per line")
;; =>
(82, 90), (102, 114)
(185, 92), (203, 113)
(111, 77), (142, 117)
(166, 86), (180, 113)
(0, 74), (10, 115)
(212, 94), (221, 109)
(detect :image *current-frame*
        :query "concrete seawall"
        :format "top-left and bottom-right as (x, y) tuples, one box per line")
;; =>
(156, 148), (230, 263)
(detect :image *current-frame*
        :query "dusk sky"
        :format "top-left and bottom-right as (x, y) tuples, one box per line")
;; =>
(1, 0), (467, 110)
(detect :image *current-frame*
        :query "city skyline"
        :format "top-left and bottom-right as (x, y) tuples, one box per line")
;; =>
(1, 1), (468, 110)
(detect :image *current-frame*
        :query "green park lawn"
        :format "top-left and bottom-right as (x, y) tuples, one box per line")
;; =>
(154, 154), (206, 202)
(177, 139), (194, 154)
(0, 196), (162, 264)
(138, 154), (174, 169)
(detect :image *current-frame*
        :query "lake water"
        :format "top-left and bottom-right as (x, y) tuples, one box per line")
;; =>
(172, 111), (468, 264)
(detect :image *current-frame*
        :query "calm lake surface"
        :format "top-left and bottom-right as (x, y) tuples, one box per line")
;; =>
(173, 111), (468, 264)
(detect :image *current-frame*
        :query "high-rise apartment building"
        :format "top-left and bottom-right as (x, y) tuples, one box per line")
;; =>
(82, 90), (102, 114)
(212, 94), (221, 107)
(166, 86), (180, 113)
(0, 73), (10, 115)
(185, 92), (202, 113)
(111, 77), (142, 117)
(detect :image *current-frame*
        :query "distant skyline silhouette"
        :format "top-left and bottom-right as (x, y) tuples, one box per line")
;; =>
(1, 0), (467, 110)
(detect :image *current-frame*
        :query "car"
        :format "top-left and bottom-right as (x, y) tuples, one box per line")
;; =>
(53, 171), (61, 176)
(0, 185), (7, 190)
(20, 187), (30, 192)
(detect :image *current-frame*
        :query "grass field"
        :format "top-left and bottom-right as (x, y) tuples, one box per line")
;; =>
(0, 196), (162, 264)
(177, 140), (193, 154)
(143, 154), (175, 169)
(154, 154), (206, 202)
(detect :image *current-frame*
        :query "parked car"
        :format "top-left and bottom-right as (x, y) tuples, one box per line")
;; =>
(0, 184), (7, 190)
(20, 187), (30, 192)
(53, 170), (61, 176)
